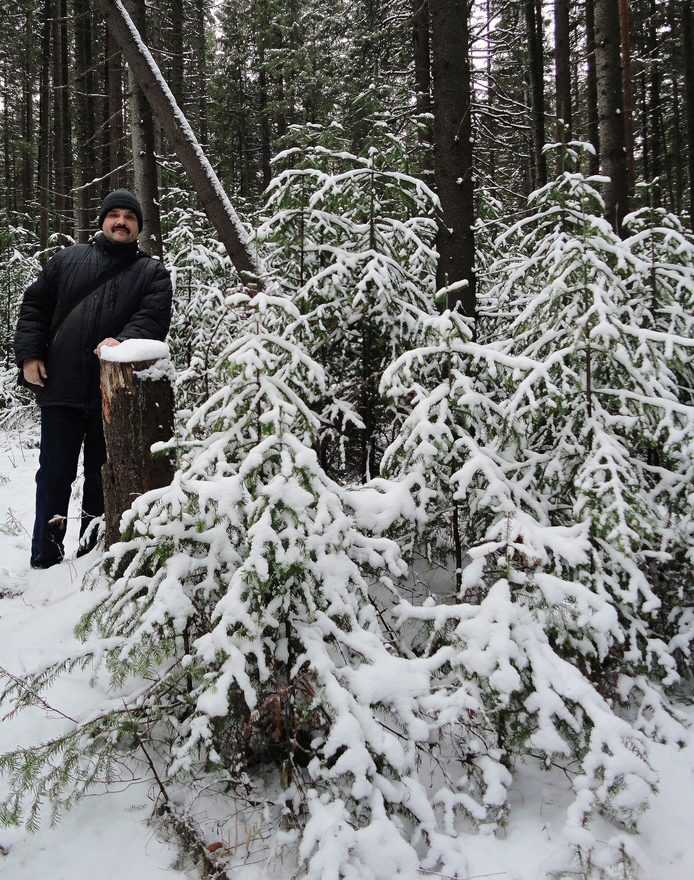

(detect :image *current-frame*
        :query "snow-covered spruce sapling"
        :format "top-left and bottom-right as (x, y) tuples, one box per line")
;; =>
(1, 290), (475, 878)
(622, 190), (694, 362)
(377, 306), (657, 867)
(377, 308), (510, 576)
(256, 135), (438, 481)
(621, 197), (694, 686)
(486, 147), (694, 700)
(0, 290), (323, 825)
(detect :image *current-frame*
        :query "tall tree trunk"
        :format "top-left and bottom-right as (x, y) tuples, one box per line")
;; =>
(237, 67), (252, 200)
(618, 0), (635, 194)
(95, 0), (260, 279)
(645, 0), (674, 210)
(647, 0), (661, 184)
(258, 57), (272, 191)
(641, 68), (650, 182)
(554, 0), (572, 167)
(672, 70), (684, 215)
(124, 0), (163, 257)
(191, 0), (208, 145)
(431, 0), (476, 318)
(682, 0), (694, 225)
(412, 0), (433, 157)
(273, 22), (287, 141)
(38, 0), (52, 249)
(169, 0), (184, 108)
(586, 0), (600, 174)
(2, 64), (11, 214)
(668, 0), (684, 213)
(52, 0), (65, 223)
(53, 0), (74, 238)
(148, 0), (166, 156)
(485, 0), (496, 183)
(257, 1), (272, 191)
(74, 0), (98, 242)
(657, 103), (675, 209)
(286, 0), (298, 125)
(21, 9), (35, 213)
(525, 0), (547, 187)
(106, 27), (126, 189)
(594, 0), (629, 233)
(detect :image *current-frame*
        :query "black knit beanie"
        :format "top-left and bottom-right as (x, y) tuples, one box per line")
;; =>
(98, 189), (144, 232)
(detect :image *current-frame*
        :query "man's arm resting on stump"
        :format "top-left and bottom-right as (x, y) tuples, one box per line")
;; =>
(94, 338), (120, 357)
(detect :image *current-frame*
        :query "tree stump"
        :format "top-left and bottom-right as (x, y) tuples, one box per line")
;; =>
(100, 344), (175, 547)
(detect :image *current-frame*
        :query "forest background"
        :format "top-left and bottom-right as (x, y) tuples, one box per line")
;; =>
(0, 2), (693, 880)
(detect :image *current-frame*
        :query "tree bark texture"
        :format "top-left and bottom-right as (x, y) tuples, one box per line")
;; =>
(190, 0), (209, 145)
(2, 70), (11, 215)
(586, 0), (600, 175)
(640, 69), (650, 181)
(169, 0), (184, 107)
(412, 0), (434, 154)
(100, 356), (175, 548)
(672, 76), (683, 214)
(525, 0), (547, 187)
(38, 0), (51, 251)
(594, 0), (629, 233)
(258, 25), (272, 191)
(74, 0), (98, 243)
(95, 0), (260, 282)
(125, 0), (163, 258)
(130, 69), (164, 257)
(106, 27), (126, 190)
(618, 0), (635, 193)
(554, 0), (572, 157)
(21, 9), (35, 212)
(647, 0), (662, 183)
(236, 66), (252, 200)
(484, 0), (496, 182)
(431, 0), (476, 318)
(53, 0), (74, 238)
(683, 0), (694, 225)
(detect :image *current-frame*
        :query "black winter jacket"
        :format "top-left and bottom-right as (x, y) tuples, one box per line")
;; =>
(14, 234), (172, 409)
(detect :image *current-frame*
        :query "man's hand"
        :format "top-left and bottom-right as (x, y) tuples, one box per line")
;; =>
(94, 338), (120, 357)
(23, 358), (47, 387)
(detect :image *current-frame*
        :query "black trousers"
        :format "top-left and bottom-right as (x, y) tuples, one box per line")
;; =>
(31, 406), (106, 566)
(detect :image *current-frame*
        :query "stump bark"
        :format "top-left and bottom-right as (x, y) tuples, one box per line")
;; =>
(100, 355), (175, 547)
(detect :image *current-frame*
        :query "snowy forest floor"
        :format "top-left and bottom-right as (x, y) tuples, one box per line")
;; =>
(0, 424), (693, 880)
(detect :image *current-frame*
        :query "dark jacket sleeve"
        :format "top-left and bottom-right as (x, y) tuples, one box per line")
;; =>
(116, 260), (173, 342)
(13, 257), (60, 366)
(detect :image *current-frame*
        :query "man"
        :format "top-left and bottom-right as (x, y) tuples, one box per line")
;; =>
(14, 189), (173, 569)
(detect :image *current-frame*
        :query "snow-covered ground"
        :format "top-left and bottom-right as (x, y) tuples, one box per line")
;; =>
(0, 425), (693, 880)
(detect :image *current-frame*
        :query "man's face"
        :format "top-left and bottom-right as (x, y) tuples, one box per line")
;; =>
(102, 208), (139, 244)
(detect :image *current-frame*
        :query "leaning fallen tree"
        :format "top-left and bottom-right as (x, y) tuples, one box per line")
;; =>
(93, 0), (261, 284)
